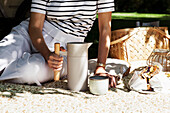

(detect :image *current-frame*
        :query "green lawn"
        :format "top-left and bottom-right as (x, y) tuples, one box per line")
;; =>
(111, 12), (170, 20)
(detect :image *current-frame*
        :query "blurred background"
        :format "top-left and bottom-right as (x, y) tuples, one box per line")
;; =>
(0, 0), (31, 39)
(115, 0), (170, 13)
(1, 0), (170, 58)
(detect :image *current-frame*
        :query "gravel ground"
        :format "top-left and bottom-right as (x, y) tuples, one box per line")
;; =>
(0, 73), (170, 113)
(0, 59), (170, 113)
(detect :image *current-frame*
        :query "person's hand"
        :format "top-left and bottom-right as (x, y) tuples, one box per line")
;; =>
(95, 67), (117, 88)
(47, 52), (63, 71)
(95, 73), (117, 88)
(95, 66), (107, 74)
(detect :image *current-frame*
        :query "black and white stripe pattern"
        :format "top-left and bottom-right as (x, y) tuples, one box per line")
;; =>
(31, 0), (115, 38)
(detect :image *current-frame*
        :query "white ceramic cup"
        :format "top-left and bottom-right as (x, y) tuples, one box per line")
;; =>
(89, 76), (109, 95)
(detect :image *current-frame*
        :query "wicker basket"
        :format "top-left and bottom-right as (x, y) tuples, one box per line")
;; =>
(147, 49), (170, 72)
(109, 27), (170, 62)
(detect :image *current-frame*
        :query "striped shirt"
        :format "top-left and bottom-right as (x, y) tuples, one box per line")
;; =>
(31, 0), (115, 38)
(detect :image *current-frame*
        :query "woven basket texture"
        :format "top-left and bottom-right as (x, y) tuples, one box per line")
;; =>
(147, 49), (170, 72)
(109, 27), (170, 62)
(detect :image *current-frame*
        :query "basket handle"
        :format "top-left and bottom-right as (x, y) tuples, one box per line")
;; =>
(150, 27), (170, 39)
(110, 27), (170, 45)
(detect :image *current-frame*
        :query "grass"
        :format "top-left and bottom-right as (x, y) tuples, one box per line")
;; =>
(111, 12), (170, 20)
(97, 12), (170, 21)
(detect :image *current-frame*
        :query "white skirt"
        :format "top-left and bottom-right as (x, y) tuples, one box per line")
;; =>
(0, 18), (84, 85)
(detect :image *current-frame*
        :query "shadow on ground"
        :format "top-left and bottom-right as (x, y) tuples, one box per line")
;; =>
(0, 80), (75, 98)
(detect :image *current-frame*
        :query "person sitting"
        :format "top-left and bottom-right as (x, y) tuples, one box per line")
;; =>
(0, 0), (116, 87)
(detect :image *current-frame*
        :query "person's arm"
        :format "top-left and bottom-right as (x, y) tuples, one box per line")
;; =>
(28, 12), (63, 71)
(95, 12), (116, 88)
(29, 12), (49, 60)
(95, 12), (112, 74)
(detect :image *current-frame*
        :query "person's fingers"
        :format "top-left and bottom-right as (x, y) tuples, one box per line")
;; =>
(48, 60), (63, 70)
(48, 59), (63, 65)
(52, 56), (63, 61)
(108, 74), (116, 88)
(109, 76), (114, 88)
(48, 54), (63, 61)
(47, 59), (63, 67)
(112, 76), (117, 88)
(95, 73), (117, 88)
(47, 52), (64, 70)
(53, 67), (62, 71)
(109, 77), (112, 88)
(49, 63), (63, 69)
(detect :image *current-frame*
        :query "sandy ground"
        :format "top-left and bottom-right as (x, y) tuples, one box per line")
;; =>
(0, 75), (170, 113)
(0, 59), (170, 113)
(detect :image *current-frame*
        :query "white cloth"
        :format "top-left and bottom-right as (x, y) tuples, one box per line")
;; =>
(129, 70), (170, 93)
(0, 53), (53, 86)
(88, 58), (130, 78)
(0, 19), (84, 85)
